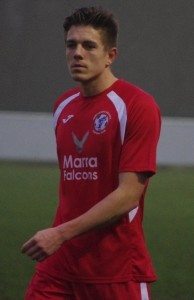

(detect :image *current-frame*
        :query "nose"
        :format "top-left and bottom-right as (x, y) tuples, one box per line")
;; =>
(74, 44), (83, 60)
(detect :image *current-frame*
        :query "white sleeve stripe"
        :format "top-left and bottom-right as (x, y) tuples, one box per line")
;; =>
(140, 282), (150, 300)
(107, 91), (127, 144)
(128, 206), (139, 222)
(53, 92), (80, 129)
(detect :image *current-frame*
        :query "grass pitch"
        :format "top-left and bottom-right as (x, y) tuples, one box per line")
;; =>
(0, 161), (194, 300)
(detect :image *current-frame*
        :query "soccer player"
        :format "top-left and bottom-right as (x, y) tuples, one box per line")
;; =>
(22, 7), (161, 300)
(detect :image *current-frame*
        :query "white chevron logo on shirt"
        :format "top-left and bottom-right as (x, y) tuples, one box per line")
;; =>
(72, 131), (89, 153)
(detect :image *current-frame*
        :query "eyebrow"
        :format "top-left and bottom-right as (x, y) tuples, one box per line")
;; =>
(66, 38), (98, 45)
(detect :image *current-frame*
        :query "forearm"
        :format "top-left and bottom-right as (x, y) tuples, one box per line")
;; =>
(21, 189), (129, 262)
(57, 188), (132, 240)
(21, 172), (147, 261)
(56, 172), (146, 242)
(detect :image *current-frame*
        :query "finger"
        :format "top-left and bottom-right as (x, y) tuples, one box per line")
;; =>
(25, 245), (42, 257)
(31, 251), (47, 261)
(33, 252), (48, 262)
(21, 238), (36, 253)
(30, 247), (48, 262)
(36, 256), (46, 262)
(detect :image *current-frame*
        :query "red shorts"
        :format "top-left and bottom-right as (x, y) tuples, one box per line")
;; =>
(25, 270), (151, 300)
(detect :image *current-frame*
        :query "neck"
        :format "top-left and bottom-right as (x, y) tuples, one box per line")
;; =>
(80, 71), (118, 97)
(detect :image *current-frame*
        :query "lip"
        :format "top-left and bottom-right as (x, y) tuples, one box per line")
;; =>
(71, 64), (86, 69)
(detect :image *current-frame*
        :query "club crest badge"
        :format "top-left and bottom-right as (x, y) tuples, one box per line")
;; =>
(93, 112), (111, 134)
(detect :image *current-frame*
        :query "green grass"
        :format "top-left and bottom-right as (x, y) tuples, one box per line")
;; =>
(0, 161), (194, 300)
(144, 167), (194, 300)
(0, 161), (59, 300)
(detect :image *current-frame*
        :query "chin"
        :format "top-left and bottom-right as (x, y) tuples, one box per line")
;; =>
(71, 75), (89, 83)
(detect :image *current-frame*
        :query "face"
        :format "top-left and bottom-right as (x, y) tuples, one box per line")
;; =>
(65, 25), (116, 84)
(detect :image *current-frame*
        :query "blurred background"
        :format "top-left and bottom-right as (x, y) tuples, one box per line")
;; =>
(0, 1), (194, 299)
(0, 0), (194, 164)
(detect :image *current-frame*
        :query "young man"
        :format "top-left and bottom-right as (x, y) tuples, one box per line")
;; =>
(22, 7), (161, 300)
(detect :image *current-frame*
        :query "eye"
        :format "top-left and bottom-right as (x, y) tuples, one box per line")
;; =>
(66, 41), (77, 49)
(83, 41), (97, 50)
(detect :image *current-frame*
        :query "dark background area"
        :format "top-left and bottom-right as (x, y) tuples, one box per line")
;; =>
(0, 0), (193, 117)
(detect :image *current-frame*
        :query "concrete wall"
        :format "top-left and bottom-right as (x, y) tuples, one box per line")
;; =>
(1, 0), (194, 117)
(0, 112), (194, 165)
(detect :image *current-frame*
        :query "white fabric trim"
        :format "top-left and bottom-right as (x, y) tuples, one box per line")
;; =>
(53, 92), (80, 129)
(128, 206), (139, 222)
(107, 91), (127, 144)
(140, 282), (149, 300)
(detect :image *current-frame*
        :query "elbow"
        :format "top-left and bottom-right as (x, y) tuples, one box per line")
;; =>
(120, 192), (140, 216)
(126, 199), (139, 215)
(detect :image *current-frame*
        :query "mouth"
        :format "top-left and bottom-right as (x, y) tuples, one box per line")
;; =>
(71, 64), (85, 69)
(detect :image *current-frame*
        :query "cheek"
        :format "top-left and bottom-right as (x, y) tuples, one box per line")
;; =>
(66, 53), (72, 66)
(90, 53), (107, 65)
(94, 57), (107, 70)
(66, 48), (74, 58)
(66, 50), (70, 57)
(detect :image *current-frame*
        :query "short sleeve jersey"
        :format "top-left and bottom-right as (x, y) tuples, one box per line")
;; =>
(37, 79), (161, 283)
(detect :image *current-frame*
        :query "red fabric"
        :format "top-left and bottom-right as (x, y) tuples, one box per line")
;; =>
(25, 270), (151, 300)
(37, 79), (161, 283)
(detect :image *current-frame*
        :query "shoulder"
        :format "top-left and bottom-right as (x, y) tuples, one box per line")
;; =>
(115, 79), (155, 101)
(53, 87), (80, 114)
(114, 79), (160, 114)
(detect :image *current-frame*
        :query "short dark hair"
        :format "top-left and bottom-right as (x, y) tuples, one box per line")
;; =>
(63, 7), (118, 48)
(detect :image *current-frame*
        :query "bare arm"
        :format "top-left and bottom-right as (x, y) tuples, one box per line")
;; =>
(21, 172), (148, 262)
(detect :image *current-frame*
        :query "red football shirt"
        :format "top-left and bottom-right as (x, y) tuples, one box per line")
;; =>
(37, 79), (161, 283)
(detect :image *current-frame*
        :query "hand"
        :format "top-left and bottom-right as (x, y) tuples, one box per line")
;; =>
(21, 227), (64, 262)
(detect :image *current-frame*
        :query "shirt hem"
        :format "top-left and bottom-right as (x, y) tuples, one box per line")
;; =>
(36, 266), (157, 284)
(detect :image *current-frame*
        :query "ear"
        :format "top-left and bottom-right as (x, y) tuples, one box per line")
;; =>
(106, 47), (118, 67)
